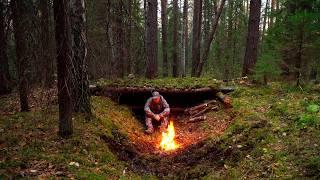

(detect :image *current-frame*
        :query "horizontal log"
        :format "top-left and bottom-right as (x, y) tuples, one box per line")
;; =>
(90, 85), (235, 96)
(184, 100), (218, 115)
(187, 116), (207, 123)
(216, 92), (232, 108)
(190, 105), (218, 117)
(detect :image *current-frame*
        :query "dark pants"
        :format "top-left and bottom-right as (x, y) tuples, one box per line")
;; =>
(145, 116), (168, 130)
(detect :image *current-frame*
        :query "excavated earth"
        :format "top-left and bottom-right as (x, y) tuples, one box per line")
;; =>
(93, 79), (244, 177)
(100, 97), (239, 177)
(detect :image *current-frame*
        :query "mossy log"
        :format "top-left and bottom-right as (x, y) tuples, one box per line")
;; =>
(90, 78), (234, 115)
(90, 85), (234, 96)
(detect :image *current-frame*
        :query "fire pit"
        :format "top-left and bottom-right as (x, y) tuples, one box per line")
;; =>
(160, 121), (179, 151)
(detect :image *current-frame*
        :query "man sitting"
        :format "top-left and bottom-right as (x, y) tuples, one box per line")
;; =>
(144, 91), (170, 134)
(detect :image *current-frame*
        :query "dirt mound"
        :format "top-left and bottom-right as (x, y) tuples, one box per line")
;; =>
(100, 107), (237, 177)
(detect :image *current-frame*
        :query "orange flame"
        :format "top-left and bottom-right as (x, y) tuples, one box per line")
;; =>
(160, 121), (179, 151)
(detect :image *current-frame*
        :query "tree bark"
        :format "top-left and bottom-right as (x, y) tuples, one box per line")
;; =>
(40, 0), (54, 88)
(261, 0), (269, 49)
(203, 0), (212, 41)
(191, 0), (202, 76)
(109, 0), (126, 78)
(242, 0), (261, 76)
(195, 0), (226, 77)
(145, 0), (158, 79)
(127, 0), (132, 75)
(53, 0), (73, 137)
(295, 26), (304, 86)
(181, 0), (188, 77)
(172, 0), (179, 77)
(12, 0), (30, 112)
(161, 0), (168, 77)
(0, 1), (11, 95)
(270, 0), (276, 27)
(71, 0), (91, 114)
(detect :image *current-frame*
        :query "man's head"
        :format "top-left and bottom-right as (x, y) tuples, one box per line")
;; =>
(152, 91), (161, 103)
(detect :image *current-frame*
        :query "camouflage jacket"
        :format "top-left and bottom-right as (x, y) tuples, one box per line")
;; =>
(144, 95), (170, 118)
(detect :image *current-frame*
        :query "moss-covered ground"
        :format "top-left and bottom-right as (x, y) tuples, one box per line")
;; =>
(1, 81), (320, 179)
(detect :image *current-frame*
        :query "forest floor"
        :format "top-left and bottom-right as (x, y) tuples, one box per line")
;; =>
(1, 81), (320, 179)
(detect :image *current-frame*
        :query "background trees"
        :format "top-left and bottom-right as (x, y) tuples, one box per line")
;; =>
(2, 0), (319, 84)
(0, 1), (11, 95)
(12, 0), (33, 112)
(191, 0), (202, 77)
(53, 0), (74, 137)
(242, 0), (261, 76)
(1, 0), (320, 135)
(161, 0), (168, 77)
(145, 0), (158, 79)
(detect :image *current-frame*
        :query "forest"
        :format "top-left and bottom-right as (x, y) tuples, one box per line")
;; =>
(1, 0), (320, 178)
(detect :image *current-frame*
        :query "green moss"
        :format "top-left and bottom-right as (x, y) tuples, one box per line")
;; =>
(96, 77), (222, 89)
(1, 82), (320, 179)
(92, 96), (144, 138)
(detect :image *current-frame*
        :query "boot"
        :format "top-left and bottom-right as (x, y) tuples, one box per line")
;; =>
(145, 127), (154, 134)
(160, 125), (168, 133)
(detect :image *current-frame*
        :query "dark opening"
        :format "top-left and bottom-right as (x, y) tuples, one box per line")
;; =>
(118, 90), (219, 120)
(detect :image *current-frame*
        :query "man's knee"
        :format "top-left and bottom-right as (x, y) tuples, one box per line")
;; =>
(145, 117), (153, 126)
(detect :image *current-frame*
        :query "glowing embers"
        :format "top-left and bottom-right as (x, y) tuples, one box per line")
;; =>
(160, 121), (179, 151)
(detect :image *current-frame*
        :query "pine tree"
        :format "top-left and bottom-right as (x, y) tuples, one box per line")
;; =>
(12, 0), (31, 112)
(53, 0), (73, 137)
(242, 0), (261, 76)
(145, 0), (158, 79)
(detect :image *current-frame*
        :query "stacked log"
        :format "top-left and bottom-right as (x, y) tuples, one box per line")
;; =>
(183, 92), (232, 123)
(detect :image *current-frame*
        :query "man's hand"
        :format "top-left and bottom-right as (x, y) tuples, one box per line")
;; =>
(154, 114), (160, 121)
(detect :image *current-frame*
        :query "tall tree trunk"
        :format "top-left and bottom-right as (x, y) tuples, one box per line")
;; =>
(191, 0), (202, 76)
(295, 26), (304, 86)
(145, 0), (158, 79)
(53, 0), (73, 137)
(110, 1), (125, 78)
(182, 0), (188, 77)
(242, 0), (261, 76)
(203, 0), (212, 42)
(12, 0), (30, 112)
(261, 0), (269, 50)
(71, 0), (91, 114)
(270, 0), (276, 27)
(105, 0), (113, 77)
(246, 0), (250, 18)
(172, 0), (179, 77)
(225, 0), (234, 79)
(195, 0), (226, 77)
(40, 0), (54, 88)
(161, 0), (168, 77)
(127, 0), (132, 74)
(0, 1), (11, 95)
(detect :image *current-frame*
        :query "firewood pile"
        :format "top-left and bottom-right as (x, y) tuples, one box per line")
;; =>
(183, 92), (232, 123)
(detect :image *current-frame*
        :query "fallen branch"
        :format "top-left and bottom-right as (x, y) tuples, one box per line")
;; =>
(186, 116), (207, 123)
(185, 100), (218, 115)
(190, 105), (218, 118)
(216, 92), (232, 108)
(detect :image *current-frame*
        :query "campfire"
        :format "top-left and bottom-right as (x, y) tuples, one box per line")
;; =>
(160, 121), (179, 151)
